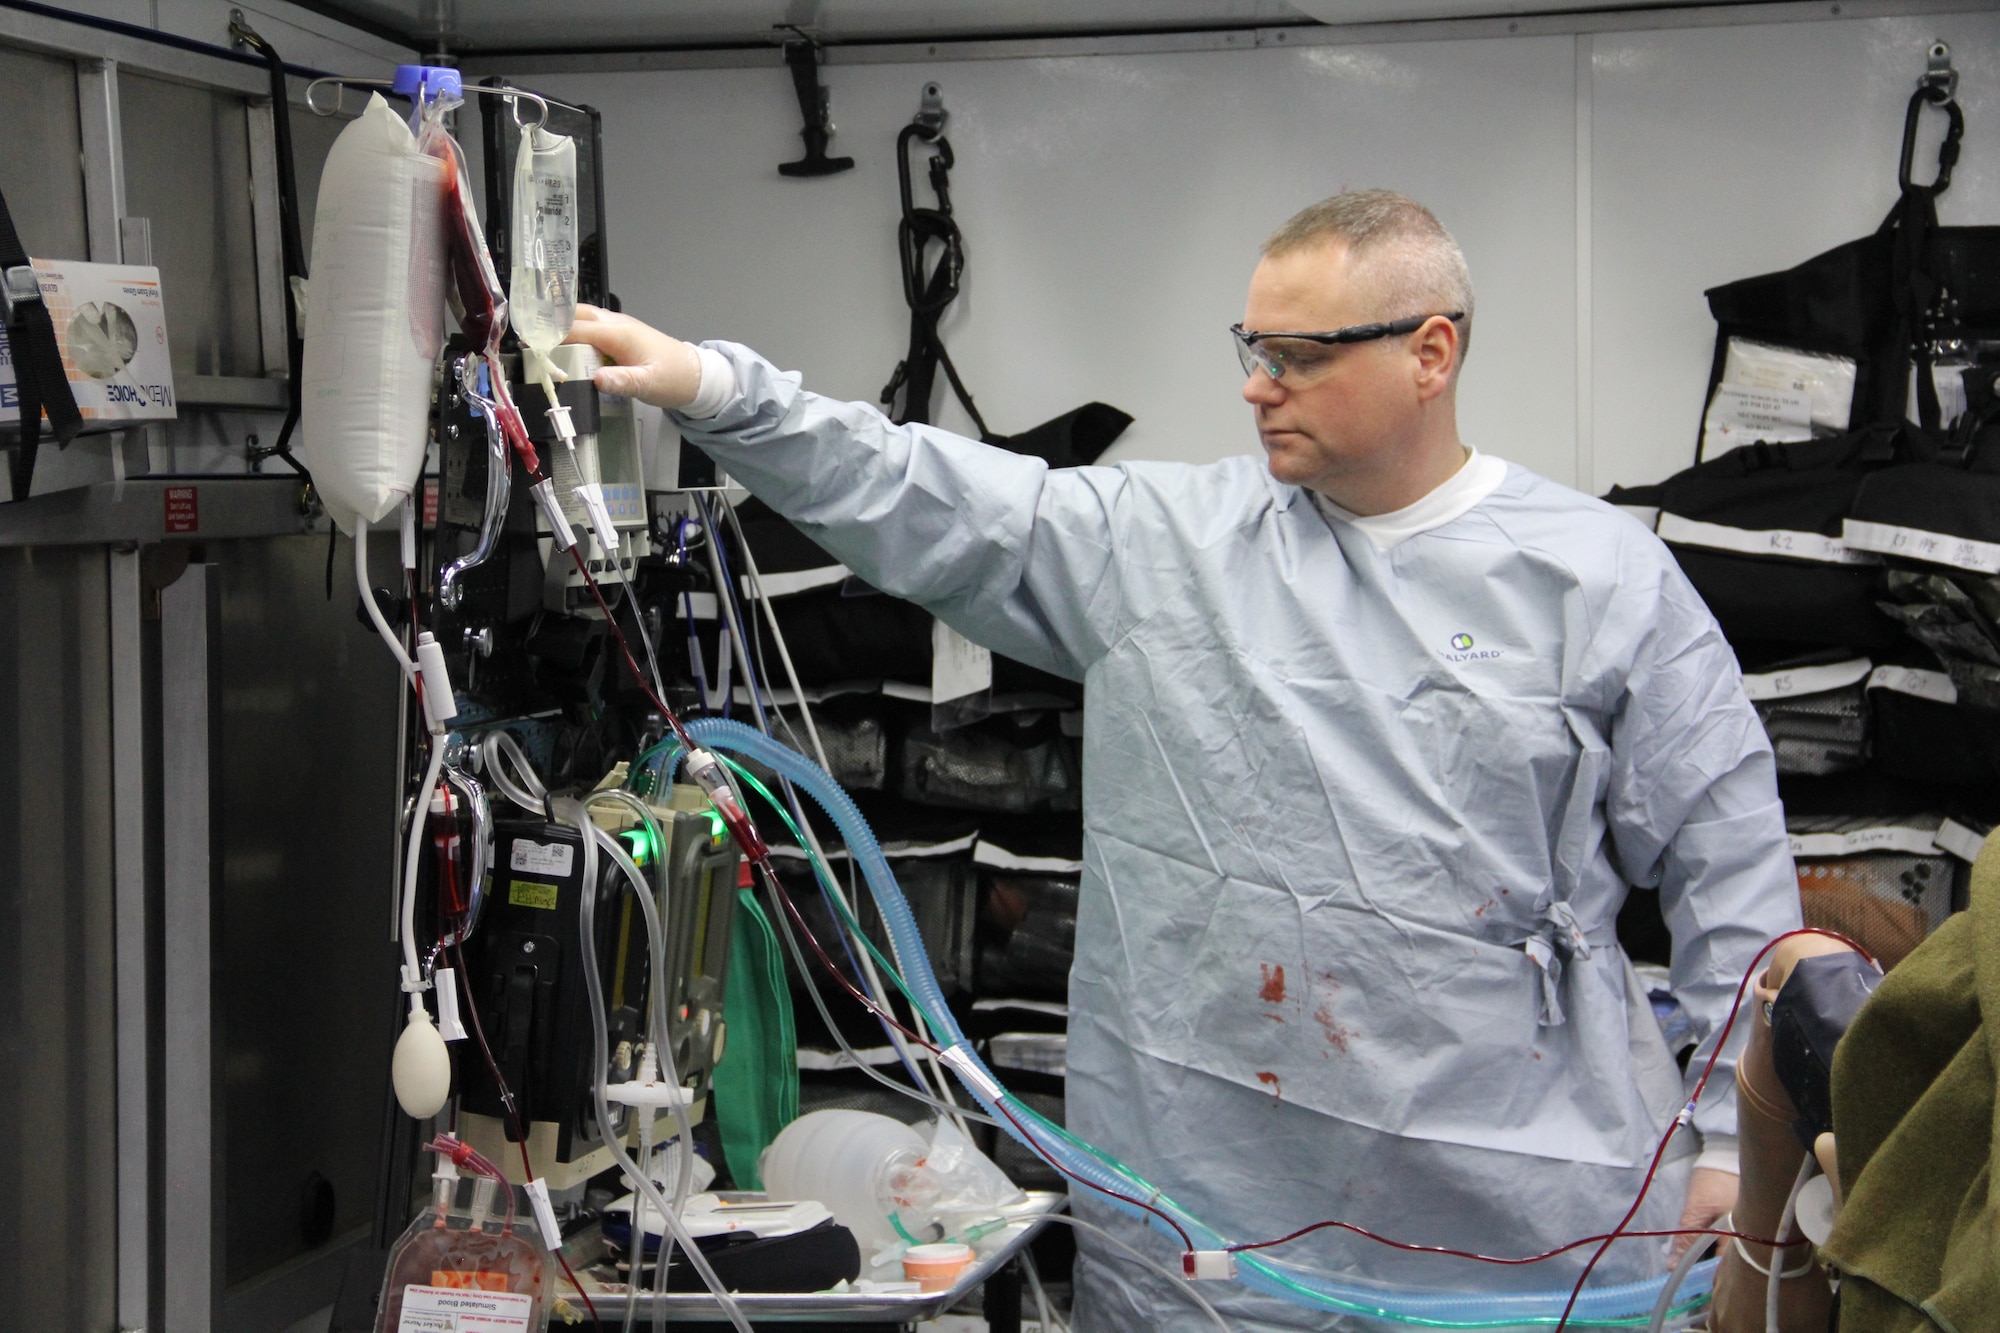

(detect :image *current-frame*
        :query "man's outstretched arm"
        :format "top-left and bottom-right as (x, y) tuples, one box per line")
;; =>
(568, 305), (1130, 681)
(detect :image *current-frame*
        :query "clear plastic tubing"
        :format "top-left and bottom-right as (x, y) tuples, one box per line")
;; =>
(554, 796), (754, 1333)
(676, 718), (1718, 1328)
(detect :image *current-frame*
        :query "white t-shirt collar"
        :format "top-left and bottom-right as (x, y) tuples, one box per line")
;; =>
(1310, 449), (1507, 550)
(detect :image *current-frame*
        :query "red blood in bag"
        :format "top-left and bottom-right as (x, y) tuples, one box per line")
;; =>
(426, 132), (506, 353)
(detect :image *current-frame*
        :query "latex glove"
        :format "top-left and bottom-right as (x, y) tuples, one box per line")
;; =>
(563, 304), (703, 409)
(1669, 1166), (1739, 1262)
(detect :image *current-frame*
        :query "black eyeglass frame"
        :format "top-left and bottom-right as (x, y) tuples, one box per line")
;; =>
(1231, 311), (1466, 378)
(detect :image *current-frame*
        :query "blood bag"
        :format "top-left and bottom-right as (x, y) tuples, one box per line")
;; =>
(415, 92), (508, 356)
(377, 1156), (549, 1333)
(509, 125), (578, 389)
(298, 93), (447, 534)
(411, 83), (543, 481)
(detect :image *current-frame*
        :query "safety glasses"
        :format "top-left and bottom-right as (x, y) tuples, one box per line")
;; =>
(1231, 312), (1464, 383)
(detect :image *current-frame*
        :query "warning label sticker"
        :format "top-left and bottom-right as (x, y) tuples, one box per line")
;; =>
(395, 1282), (533, 1332)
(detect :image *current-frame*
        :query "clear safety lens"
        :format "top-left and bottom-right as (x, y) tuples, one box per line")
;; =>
(1234, 331), (1338, 384)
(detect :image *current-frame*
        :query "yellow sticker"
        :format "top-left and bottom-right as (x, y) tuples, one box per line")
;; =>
(509, 880), (560, 910)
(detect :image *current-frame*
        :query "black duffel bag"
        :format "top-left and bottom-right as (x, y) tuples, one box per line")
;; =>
(1605, 429), (1902, 651)
(1845, 384), (2000, 576)
(1699, 80), (2000, 450)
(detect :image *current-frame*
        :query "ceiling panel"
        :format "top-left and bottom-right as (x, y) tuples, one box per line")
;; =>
(311, 0), (1316, 53)
(297, 0), (1777, 55)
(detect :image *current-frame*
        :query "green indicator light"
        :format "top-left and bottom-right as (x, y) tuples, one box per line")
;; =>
(619, 827), (655, 866)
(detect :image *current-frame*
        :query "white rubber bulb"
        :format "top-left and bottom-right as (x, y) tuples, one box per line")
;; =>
(392, 1006), (452, 1119)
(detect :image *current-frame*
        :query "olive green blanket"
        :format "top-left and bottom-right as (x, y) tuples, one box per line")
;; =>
(1824, 834), (1998, 1333)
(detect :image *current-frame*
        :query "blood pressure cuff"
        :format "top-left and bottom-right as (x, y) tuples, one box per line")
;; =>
(1605, 430), (1902, 649)
(1770, 950), (1884, 1147)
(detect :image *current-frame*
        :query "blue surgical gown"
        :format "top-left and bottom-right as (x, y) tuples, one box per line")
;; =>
(677, 344), (1801, 1330)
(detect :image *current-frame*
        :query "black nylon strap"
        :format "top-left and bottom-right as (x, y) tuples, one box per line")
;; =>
(880, 122), (992, 438)
(0, 184), (83, 500)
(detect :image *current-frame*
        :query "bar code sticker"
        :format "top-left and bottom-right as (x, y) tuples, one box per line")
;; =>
(509, 839), (573, 877)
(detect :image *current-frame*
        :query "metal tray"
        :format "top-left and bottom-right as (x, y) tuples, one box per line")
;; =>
(579, 1191), (1067, 1323)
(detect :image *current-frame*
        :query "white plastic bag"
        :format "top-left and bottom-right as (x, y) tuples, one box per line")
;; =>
(509, 125), (578, 389)
(300, 93), (447, 534)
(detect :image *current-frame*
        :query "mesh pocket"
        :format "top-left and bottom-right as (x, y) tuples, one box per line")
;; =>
(1795, 852), (1954, 969)
(1755, 685), (1868, 775)
(1742, 657), (1873, 775)
(901, 725), (1079, 812)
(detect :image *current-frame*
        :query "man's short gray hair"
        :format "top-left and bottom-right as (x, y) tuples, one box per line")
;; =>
(1263, 189), (1475, 364)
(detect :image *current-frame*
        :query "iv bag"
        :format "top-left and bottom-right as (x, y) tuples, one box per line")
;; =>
(415, 88), (510, 356)
(299, 93), (447, 535)
(510, 125), (579, 383)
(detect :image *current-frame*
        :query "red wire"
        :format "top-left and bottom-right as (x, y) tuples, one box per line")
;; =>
(548, 519), (1868, 1307)
(750, 860), (1198, 1250)
(448, 923), (605, 1330)
(1228, 1219), (1809, 1263)
(1548, 925), (1869, 1329)
(568, 544), (698, 757)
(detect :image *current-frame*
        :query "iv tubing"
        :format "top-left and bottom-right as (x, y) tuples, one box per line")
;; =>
(718, 756), (1000, 1129)
(1645, 1231), (1712, 1333)
(674, 718), (1720, 1328)
(715, 497), (968, 1126)
(356, 518), (416, 680)
(555, 795), (752, 1333)
(1766, 1160), (1814, 1333)
(584, 786), (697, 1333)
(399, 739), (447, 992)
(587, 816), (688, 1333)
(694, 499), (940, 1103)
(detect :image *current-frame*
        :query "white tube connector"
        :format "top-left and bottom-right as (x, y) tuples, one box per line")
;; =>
(1183, 1251), (1238, 1281)
(604, 1073), (696, 1111)
(575, 482), (621, 556)
(400, 494), (418, 571)
(434, 966), (467, 1042)
(530, 478), (578, 552)
(414, 632), (458, 730)
(545, 401), (578, 448)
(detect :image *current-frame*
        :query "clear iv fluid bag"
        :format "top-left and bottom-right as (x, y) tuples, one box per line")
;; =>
(510, 126), (579, 366)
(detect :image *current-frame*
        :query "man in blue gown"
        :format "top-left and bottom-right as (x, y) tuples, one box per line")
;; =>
(570, 190), (1797, 1329)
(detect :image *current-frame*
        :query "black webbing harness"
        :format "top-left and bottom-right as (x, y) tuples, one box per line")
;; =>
(0, 185), (82, 501)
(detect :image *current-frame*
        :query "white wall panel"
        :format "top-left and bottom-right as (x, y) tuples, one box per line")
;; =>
(529, 35), (1581, 480)
(1589, 12), (2000, 490)
(516, 6), (2000, 498)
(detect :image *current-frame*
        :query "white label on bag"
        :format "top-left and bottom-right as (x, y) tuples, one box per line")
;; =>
(1842, 519), (2000, 576)
(1866, 665), (1958, 705)
(932, 619), (993, 704)
(1701, 383), (1813, 459)
(1740, 658), (1871, 701)
(1656, 513), (1878, 565)
(1933, 819), (1989, 864)
(509, 839), (573, 877)
(395, 1283), (533, 1332)
(1789, 822), (1946, 858)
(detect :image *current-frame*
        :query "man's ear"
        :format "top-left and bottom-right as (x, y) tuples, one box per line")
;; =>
(1411, 316), (1459, 400)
